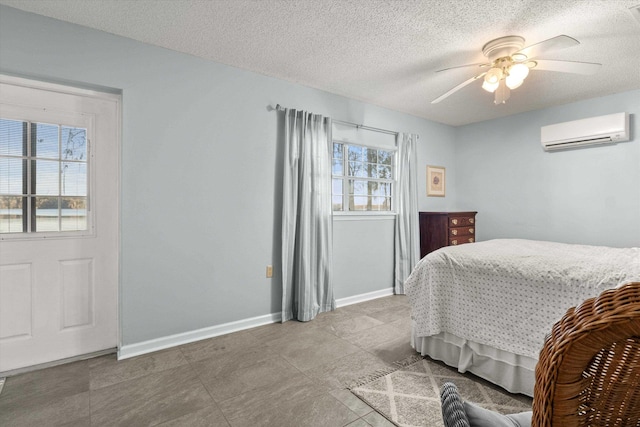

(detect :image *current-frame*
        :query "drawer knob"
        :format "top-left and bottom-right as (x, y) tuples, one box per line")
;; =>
(469, 218), (475, 224)
(469, 228), (474, 234)
(451, 240), (458, 245)
(469, 238), (475, 243)
(452, 229), (458, 235)
(452, 219), (458, 225)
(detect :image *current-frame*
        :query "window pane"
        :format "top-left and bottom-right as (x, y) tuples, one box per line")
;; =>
(332, 159), (343, 175)
(366, 148), (377, 163)
(0, 195), (24, 233)
(350, 180), (367, 196)
(61, 162), (87, 196)
(371, 196), (383, 210)
(370, 196), (391, 211)
(33, 123), (59, 159)
(379, 150), (392, 165)
(332, 179), (343, 211)
(0, 158), (24, 194)
(333, 142), (343, 160)
(61, 126), (87, 161)
(352, 196), (367, 210)
(377, 182), (392, 197)
(34, 160), (59, 195)
(347, 180), (354, 211)
(61, 197), (87, 231)
(366, 162), (378, 178)
(367, 181), (377, 196)
(332, 195), (343, 211)
(378, 165), (391, 179)
(348, 161), (367, 177)
(0, 119), (25, 156)
(34, 196), (59, 232)
(332, 178), (343, 194)
(348, 145), (362, 161)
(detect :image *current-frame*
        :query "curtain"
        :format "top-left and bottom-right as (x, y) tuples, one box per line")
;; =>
(394, 132), (420, 294)
(281, 108), (335, 322)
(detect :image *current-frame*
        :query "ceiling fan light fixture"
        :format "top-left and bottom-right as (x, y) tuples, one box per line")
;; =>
(505, 75), (524, 89)
(482, 80), (499, 92)
(432, 34), (594, 106)
(508, 63), (530, 81)
(484, 67), (503, 84)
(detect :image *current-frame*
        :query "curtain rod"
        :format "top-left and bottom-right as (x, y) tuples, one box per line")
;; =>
(275, 104), (402, 137)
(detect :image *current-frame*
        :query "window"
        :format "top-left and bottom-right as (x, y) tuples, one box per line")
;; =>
(0, 117), (89, 234)
(332, 141), (394, 212)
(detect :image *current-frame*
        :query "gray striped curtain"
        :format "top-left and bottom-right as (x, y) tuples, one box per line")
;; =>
(281, 108), (335, 322)
(394, 132), (420, 294)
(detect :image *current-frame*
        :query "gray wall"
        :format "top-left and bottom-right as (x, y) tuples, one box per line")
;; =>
(0, 6), (457, 345)
(454, 91), (640, 247)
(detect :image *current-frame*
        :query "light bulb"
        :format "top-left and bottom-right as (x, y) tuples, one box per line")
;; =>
(482, 80), (499, 92)
(509, 63), (530, 81)
(484, 67), (503, 85)
(505, 75), (523, 89)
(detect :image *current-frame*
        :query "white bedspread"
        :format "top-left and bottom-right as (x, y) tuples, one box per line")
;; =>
(405, 239), (640, 359)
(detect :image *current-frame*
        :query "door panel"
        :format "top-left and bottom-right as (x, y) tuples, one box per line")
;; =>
(0, 263), (32, 341)
(60, 258), (94, 330)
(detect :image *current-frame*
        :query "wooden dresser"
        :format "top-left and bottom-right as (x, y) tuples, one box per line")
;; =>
(419, 211), (477, 258)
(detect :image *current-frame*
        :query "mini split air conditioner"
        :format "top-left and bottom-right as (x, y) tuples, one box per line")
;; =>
(541, 112), (629, 151)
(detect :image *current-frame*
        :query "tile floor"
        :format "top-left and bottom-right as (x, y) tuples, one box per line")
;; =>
(0, 295), (416, 426)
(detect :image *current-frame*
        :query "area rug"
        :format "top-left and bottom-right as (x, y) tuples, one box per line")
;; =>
(348, 356), (532, 427)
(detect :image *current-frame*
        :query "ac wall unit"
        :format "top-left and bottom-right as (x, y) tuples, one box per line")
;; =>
(541, 112), (629, 151)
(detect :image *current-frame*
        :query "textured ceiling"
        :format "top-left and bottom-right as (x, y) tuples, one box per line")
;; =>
(1, 0), (639, 126)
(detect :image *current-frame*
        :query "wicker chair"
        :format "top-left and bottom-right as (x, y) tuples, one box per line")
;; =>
(441, 282), (640, 427)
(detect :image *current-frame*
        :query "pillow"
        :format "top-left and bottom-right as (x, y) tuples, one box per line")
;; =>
(463, 401), (532, 427)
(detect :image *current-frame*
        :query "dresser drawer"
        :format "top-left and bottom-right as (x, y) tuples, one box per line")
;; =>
(449, 216), (475, 227)
(419, 211), (477, 258)
(449, 226), (475, 237)
(449, 236), (475, 246)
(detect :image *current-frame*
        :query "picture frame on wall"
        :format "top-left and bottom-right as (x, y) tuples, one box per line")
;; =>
(427, 165), (445, 197)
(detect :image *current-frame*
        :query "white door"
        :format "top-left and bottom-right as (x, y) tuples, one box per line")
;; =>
(0, 76), (119, 373)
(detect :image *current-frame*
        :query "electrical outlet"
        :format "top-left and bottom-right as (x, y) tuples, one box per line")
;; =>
(266, 265), (273, 278)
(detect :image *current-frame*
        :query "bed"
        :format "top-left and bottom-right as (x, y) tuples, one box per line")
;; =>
(404, 239), (640, 397)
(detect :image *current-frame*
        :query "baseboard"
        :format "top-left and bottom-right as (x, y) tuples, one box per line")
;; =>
(118, 287), (395, 360)
(118, 312), (282, 360)
(335, 287), (395, 307)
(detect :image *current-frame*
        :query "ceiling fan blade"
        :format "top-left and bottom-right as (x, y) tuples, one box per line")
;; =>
(531, 59), (602, 75)
(515, 35), (579, 60)
(431, 72), (486, 104)
(436, 62), (490, 73)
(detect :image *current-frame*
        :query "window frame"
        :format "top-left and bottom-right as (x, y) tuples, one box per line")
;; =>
(0, 104), (95, 240)
(331, 140), (397, 216)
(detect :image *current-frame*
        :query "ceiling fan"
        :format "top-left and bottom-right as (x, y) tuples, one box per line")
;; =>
(431, 35), (602, 105)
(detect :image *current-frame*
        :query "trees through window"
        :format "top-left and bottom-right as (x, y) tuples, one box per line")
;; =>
(331, 142), (394, 212)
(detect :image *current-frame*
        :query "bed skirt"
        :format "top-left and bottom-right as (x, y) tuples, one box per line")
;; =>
(411, 325), (537, 397)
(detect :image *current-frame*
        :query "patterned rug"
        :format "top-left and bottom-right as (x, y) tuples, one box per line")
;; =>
(348, 356), (532, 427)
